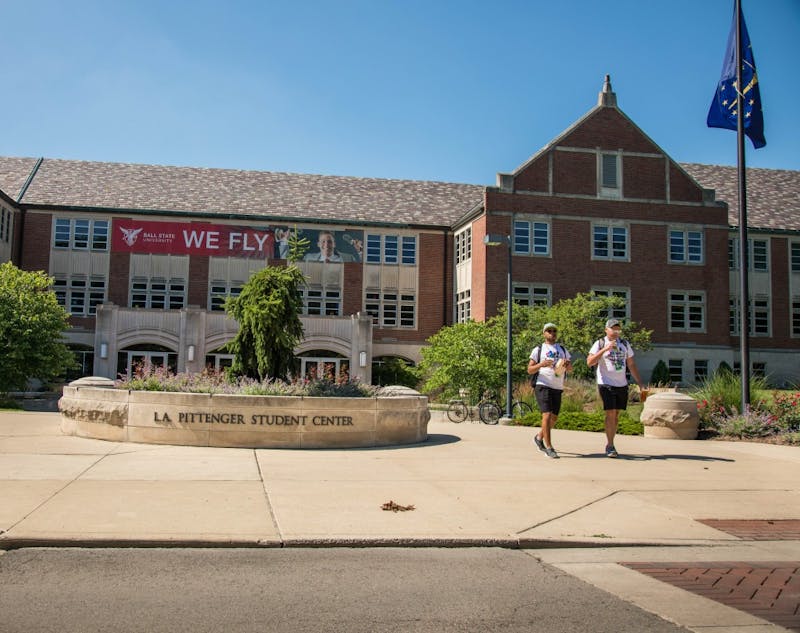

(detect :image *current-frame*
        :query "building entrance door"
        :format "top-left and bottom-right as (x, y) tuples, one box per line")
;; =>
(126, 351), (168, 376)
(300, 357), (349, 381)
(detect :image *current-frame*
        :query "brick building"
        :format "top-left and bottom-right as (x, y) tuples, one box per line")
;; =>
(1, 78), (798, 386)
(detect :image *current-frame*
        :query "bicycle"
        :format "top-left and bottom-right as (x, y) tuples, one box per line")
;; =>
(447, 390), (503, 424)
(477, 391), (534, 425)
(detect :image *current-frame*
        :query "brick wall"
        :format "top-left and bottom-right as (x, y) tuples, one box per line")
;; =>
(553, 150), (595, 196)
(342, 261), (363, 316)
(20, 212), (51, 272)
(188, 255), (209, 307)
(623, 155), (666, 200)
(107, 251), (130, 306)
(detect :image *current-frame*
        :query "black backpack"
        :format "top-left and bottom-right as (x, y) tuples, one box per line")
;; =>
(529, 344), (567, 387)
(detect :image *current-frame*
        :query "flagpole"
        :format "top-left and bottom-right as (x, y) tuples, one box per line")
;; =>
(735, 0), (751, 410)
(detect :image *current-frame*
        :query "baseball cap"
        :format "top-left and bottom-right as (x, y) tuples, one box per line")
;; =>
(542, 322), (558, 333)
(605, 318), (622, 329)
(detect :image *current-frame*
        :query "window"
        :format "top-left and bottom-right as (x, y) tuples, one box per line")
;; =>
(302, 286), (341, 316)
(53, 218), (109, 251)
(728, 238), (769, 271)
(669, 291), (705, 332)
(729, 296), (770, 336)
(694, 360), (708, 382)
(752, 362), (766, 378)
(513, 220), (550, 256)
(455, 228), (471, 264)
(668, 359), (683, 384)
(793, 299), (800, 337)
(131, 277), (186, 310)
(365, 291), (415, 328)
(209, 281), (243, 312)
(365, 233), (416, 265)
(669, 229), (703, 264)
(53, 275), (106, 316)
(592, 287), (629, 320)
(512, 284), (551, 307)
(593, 224), (628, 260)
(401, 236), (416, 264)
(0, 207), (11, 242)
(752, 239), (768, 271)
(791, 242), (800, 272)
(456, 290), (471, 323)
(599, 153), (620, 198)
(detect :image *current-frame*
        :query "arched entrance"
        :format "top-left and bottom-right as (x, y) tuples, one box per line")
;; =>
(118, 344), (176, 377)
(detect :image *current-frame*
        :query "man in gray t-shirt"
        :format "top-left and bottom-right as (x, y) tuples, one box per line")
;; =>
(586, 319), (644, 458)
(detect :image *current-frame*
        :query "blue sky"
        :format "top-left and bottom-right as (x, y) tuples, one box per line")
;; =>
(3, 0), (798, 185)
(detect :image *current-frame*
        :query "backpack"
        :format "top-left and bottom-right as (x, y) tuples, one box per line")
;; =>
(528, 343), (567, 387)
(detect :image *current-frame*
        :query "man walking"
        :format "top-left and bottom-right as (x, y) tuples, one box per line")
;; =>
(586, 319), (644, 458)
(529, 323), (571, 459)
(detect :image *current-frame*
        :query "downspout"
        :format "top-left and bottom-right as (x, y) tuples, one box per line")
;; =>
(12, 157), (44, 265)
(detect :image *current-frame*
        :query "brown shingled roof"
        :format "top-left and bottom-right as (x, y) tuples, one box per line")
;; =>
(682, 163), (800, 232)
(0, 157), (484, 228)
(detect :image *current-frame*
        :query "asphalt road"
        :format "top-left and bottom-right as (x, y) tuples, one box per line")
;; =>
(0, 547), (689, 632)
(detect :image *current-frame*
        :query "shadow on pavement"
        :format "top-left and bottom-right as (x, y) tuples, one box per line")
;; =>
(562, 452), (736, 462)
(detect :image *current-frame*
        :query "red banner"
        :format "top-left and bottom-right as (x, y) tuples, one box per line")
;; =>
(112, 219), (275, 258)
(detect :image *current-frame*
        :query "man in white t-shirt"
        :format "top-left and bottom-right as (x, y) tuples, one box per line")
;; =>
(586, 318), (644, 458)
(528, 322), (572, 459)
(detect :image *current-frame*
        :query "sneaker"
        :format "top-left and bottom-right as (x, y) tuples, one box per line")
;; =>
(544, 447), (559, 459)
(533, 435), (545, 452)
(605, 445), (618, 458)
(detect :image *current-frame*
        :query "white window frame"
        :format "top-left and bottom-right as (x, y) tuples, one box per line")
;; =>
(729, 295), (770, 336)
(53, 218), (109, 251)
(791, 242), (800, 273)
(592, 223), (629, 261)
(301, 285), (342, 316)
(513, 219), (550, 256)
(364, 290), (416, 328)
(512, 283), (552, 307)
(53, 274), (106, 316)
(667, 359), (683, 384)
(209, 280), (244, 312)
(455, 228), (472, 264)
(130, 277), (186, 310)
(365, 233), (417, 265)
(669, 228), (704, 264)
(669, 290), (706, 333)
(592, 287), (630, 320)
(728, 237), (769, 271)
(792, 297), (800, 338)
(456, 289), (471, 323)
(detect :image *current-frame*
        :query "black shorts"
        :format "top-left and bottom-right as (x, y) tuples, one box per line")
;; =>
(599, 385), (629, 411)
(535, 385), (563, 415)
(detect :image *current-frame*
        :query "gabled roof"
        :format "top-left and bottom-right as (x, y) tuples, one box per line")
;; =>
(681, 163), (800, 232)
(0, 156), (484, 228)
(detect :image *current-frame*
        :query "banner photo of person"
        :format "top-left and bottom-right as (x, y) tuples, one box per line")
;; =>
(273, 227), (363, 263)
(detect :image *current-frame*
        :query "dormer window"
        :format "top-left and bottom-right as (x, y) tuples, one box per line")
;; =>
(599, 152), (621, 198)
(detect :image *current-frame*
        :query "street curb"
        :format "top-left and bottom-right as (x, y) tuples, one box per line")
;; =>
(0, 536), (732, 551)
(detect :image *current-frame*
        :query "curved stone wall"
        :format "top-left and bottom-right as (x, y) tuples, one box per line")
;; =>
(59, 381), (429, 448)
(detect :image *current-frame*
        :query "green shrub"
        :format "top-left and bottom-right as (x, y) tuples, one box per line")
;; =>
(650, 360), (671, 386)
(514, 410), (642, 435)
(690, 371), (770, 424)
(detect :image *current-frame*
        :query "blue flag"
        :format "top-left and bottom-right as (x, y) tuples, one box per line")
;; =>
(707, 6), (766, 149)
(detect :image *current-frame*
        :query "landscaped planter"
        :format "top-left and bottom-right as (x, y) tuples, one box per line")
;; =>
(59, 378), (429, 448)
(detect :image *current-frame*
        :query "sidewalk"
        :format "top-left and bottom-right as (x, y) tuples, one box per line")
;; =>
(1, 409), (799, 631)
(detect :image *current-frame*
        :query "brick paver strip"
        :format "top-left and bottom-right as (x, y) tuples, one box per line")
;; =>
(698, 519), (800, 540)
(622, 561), (800, 632)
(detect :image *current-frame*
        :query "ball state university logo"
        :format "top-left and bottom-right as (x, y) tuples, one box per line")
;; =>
(119, 226), (143, 246)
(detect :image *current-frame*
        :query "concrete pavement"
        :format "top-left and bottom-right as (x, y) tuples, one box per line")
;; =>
(1, 409), (798, 631)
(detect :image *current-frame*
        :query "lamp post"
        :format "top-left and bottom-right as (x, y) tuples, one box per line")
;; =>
(483, 233), (513, 424)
